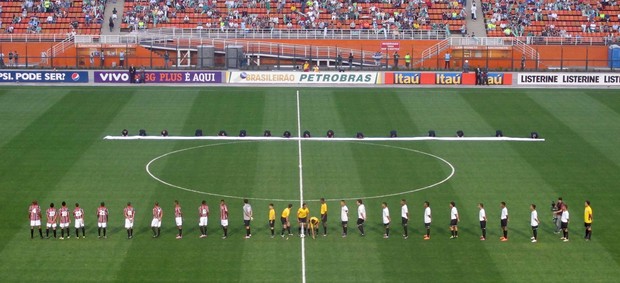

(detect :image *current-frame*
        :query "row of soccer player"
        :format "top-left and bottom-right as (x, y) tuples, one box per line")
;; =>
(27, 198), (594, 242)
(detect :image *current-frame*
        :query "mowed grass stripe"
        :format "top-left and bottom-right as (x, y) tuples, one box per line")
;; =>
(0, 88), (134, 281)
(462, 89), (620, 279)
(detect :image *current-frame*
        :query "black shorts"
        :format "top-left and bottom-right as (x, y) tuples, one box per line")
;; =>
(450, 219), (458, 226)
(501, 219), (508, 227)
(584, 223), (592, 228)
(402, 217), (408, 225)
(531, 225), (538, 231)
(341, 221), (348, 226)
(299, 217), (307, 223)
(281, 217), (288, 225)
(561, 222), (568, 229)
(269, 220), (275, 228)
(321, 214), (327, 223)
(244, 220), (251, 227)
(480, 220), (487, 229)
(357, 218), (365, 225)
(425, 222), (431, 229)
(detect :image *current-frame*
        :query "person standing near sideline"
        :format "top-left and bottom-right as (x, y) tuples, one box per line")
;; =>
(96, 202), (108, 239)
(198, 200), (209, 238)
(479, 203), (487, 241)
(280, 203), (292, 237)
(382, 202), (391, 239)
(320, 198), (328, 236)
(220, 199), (229, 239)
(341, 200), (349, 237)
(45, 203), (57, 239)
(28, 200), (42, 239)
(243, 199), (253, 239)
(423, 201), (432, 240)
(444, 52), (451, 69)
(560, 205), (570, 242)
(174, 200), (183, 239)
(401, 199), (409, 239)
(404, 53), (411, 69)
(73, 203), (85, 239)
(124, 202), (135, 239)
(531, 204), (539, 243)
(500, 202), (509, 241)
(584, 201), (593, 241)
(164, 51), (170, 69)
(119, 51), (125, 68)
(268, 203), (276, 238)
(393, 51), (399, 68)
(151, 201), (162, 238)
(449, 201), (459, 239)
(356, 199), (366, 236)
(59, 201), (71, 239)
(348, 53), (354, 70)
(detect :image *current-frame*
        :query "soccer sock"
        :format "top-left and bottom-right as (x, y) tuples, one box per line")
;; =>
(451, 230), (454, 237)
(386, 228), (389, 236)
(533, 229), (538, 239)
(404, 225), (408, 236)
(563, 230), (567, 238)
(82, 227), (85, 237)
(427, 228), (430, 237)
(157, 228), (161, 237)
(39, 228), (43, 238)
(281, 228), (285, 235)
(53, 229), (56, 238)
(204, 227), (207, 235)
(271, 228), (274, 236)
(359, 225), (364, 235)
(585, 229), (588, 238)
(224, 227), (228, 237)
(76, 229), (79, 237)
(46, 229), (49, 237)
(61, 229), (65, 237)
(323, 226), (327, 235)
(503, 230), (508, 238)
(455, 230), (458, 237)
(127, 230), (131, 237)
(247, 228), (251, 236)
(287, 227), (291, 234)
(130, 228), (133, 237)
(179, 229), (182, 237)
(482, 229), (486, 238)
(152, 227), (156, 236)
(31, 229), (34, 238)
(103, 228), (106, 237)
(344, 226), (348, 234)
(588, 230), (592, 239)
(98, 228), (101, 236)
(566, 231), (568, 239)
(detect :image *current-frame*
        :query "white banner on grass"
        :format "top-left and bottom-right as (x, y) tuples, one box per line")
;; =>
(227, 71), (379, 84)
(517, 73), (620, 86)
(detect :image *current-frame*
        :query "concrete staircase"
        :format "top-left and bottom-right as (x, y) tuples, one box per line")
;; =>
(465, 0), (487, 37)
(100, 0), (126, 35)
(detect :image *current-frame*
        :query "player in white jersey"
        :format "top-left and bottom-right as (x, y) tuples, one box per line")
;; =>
(124, 202), (135, 239)
(382, 202), (391, 239)
(28, 200), (42, 239)
(198, 200), (209, 238)
(560, 205), (570, 242)
(96, 202), (109, 239)
(500, 202), (509, 241)
(151, 201), (163, 238)
(530, 204), (539, 243)
(449, 201), (459, 239)
(356, 199), (366, 236)
(423, 201), (432, 240)
(73, 203), (85, 239)
(174, 200), (183, 239)
(478, 203), (487, 241)
(401, 199), (409, 239)
(46, 203), (58, 239)
(243, 199), (253, 239)
(340, 200), (349, 237)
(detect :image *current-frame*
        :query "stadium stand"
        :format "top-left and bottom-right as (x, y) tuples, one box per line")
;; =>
(482, 0), (620, 41)
(0, 0), (104, 35)
(120, 0), (465, 34)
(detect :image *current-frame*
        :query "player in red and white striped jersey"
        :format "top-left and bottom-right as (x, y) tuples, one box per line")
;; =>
(151, 202), (163, 238)
(174, 200), (183, 239)
(73, 203), (85, 239)
(220, 199), (229, 239)
(97, 202), (109, 239)
(46, 203), (58, 239)
(28, 200), (43, 239)
(58, 201), (71, 239)
(198, 200), (209, 238)
(124, 202), (135, 239)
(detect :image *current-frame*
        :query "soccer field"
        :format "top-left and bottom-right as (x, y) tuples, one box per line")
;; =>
(1, 86), (619, 282)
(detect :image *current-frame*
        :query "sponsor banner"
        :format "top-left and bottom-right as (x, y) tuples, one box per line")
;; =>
(381, 42), (400, 51)
(227, 71), (379, 84)
(517, 73), (620, 86)
(0, 71), (88, 83)
(94, 71), (223, 83)
(385, 72), (512, 85)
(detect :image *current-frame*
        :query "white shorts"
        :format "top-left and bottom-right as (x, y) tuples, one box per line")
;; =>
(221, 219), (228, 227)
(151, 218), (161, 228)
(199, 217), (208, 226)
(60, 222), (69, 228)
(98, 222), (107, 228)
(125, 219), (134, 229)
(175, 217), (183, 227)
(74, 219), (84, 228)
(30, 220), (41, 227)
(46, 223), (57, 229)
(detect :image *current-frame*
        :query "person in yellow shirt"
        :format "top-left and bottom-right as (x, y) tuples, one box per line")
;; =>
(584, 200), (593, 241)
(309, 216), (320, 239)
(320, 198), (328, 236)
(268, 204), (276, 238)
(280, 203), (292, 237)
(297, 203), (310, 237)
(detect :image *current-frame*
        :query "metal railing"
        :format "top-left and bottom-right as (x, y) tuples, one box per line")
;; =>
(0, 34), (70, 42)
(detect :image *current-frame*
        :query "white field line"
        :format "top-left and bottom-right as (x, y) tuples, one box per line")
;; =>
(104, 136), (545, 142)
(297, 90), (307, 283)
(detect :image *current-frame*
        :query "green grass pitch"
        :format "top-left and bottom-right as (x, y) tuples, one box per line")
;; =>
(0, 86), (619, 282)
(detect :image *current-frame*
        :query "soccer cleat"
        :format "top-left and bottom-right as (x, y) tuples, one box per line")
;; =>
(560, 237), (566, 240)
(531, 239), (537, 243)
(82, 236), (85, 239)
(59, 237), (64, 240)
(449, 236), (455, 239)
(480, 237), (486, 241)
(199, 235), (207, 238)
(244, 235), (251, 239)
(531, 237), (535, 240)
(280, 234), (285, 238)
(360, 233), (365, 237)
(423, 236), (430, 240)
(222, 236), (227, 239)
(323, 234), (327, 237)
(499, 237), (505, 240)
(563, 238), (569, 242)
(104, 236), (107, 239)
(288, 233), (294, 236)
(501, 238), (508, 242)
(342, 234), (347, 238)
(176, 235), (182, 239)
(383, 235), (389, 239)
(271, 235), (275, 238)
(98, 236), (101, 239)
(403, 235), (409, 239)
